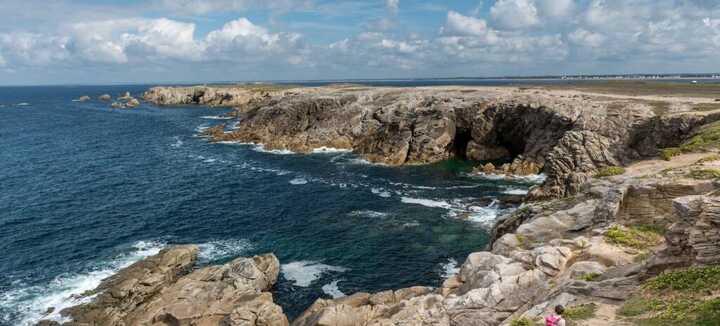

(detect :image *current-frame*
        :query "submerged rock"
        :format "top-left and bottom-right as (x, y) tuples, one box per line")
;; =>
(39, 246), (288, 326)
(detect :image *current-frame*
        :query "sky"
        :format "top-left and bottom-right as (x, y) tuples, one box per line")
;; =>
(0, 0), (719, 85)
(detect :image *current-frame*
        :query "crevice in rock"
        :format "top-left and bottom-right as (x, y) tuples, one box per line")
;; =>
(451, 127), (473, 160)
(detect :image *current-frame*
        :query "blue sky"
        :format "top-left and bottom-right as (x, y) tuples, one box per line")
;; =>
(0, 0), (718, 85)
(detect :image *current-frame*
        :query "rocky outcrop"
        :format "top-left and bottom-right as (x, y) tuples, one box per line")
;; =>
(291, 162), (719, 326)
(98, 94), (112, 101)
(111, 92), (140, 109)
(143, 85), (293, 107)
(41, 246), (288, 326)
(75, 96), (91, 102)
(665, 195), (720, 265)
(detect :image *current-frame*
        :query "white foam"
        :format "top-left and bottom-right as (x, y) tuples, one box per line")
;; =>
(170, 137), (183, 148)
(348, 210), (388, 218)
(16, 102), (30, 106)
(194, 124), (210, 133)
(0, 240), (165, 326)
(321, 280), (346, 299)
(311, 147), (352, 154)
(466, 205), (499, 225)
(472, 173), (546, 184)
(371, 187), (392, 198)
(402, 221), (420, 228)
(289, 178), (308, 185)
(197, 239), (253, 263)
(503, 188), (528, 195)
(346, 158), (387, 166)
(252, 144), (296, 155)
(400, 197), (452, 209)
(281, 261), (349, 287)
(201, 115), (233, 120)
(440, 258), (460, 278)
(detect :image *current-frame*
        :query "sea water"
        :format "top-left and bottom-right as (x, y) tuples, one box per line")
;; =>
(0, 85), (541, 325)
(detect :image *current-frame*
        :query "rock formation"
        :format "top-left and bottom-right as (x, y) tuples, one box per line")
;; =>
(98, 94), (112, 101)
(143, 85), (294, 107)
(289, 155), (720, 326)
(111, 92), (141, 109)
(148, 85), (718, 199)
(75, 96), (91, 102)
(38, 246), (288, 326)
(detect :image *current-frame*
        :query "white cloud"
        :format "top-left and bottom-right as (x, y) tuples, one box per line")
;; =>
(0, 33), (70, 66)
(443, 11), (495, 39)
(489, 0), (540, 30)
(386, 0), (399, 13)
(568, 28), (606, 48)
(536, 0), (574, 18)
(0, 16), (307, 67)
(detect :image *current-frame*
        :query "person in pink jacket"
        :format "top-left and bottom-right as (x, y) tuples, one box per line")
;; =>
(545, 305), (566, 326)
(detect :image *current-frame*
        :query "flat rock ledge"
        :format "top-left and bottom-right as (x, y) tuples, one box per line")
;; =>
(37, 247), (288, 326)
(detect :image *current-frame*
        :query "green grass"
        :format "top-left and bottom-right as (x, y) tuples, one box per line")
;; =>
(564, 303), (597, 321)
(604, 225), (664, 249)
(644, 266), (720, 292)
(688, 169), (720, 180)
(620, 266), (720, 326)
(679, 120), (720, 152)
(510, 317), (535, 326)
(594, 166), (626, 178)
(660, 147), (682, 161)
(578, 272), (601, 282)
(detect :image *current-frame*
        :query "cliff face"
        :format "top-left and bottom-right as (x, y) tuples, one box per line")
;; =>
(183, 85), (714, 199)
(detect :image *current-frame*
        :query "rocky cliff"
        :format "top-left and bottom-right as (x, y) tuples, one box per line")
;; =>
(166, 84), (718, 199)
(38, 246), (288, 326)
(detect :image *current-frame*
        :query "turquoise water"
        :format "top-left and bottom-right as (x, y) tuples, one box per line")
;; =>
(0, 85), (538, 325)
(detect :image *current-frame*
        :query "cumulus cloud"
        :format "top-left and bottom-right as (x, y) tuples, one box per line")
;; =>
(489, 0), (540, 30)
(443, 11), (495, 38)
(0, 17), (307, 67)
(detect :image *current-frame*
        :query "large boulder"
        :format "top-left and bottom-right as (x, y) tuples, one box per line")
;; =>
(43, 247), (288, 326)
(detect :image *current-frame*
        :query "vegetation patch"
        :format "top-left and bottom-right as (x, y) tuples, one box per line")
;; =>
(564, 303), (597, 321)
(644, 265), (720, 292)
(679, 120), (720, 152)
(594, 166), (626, 178)
(578, 272), (601, 282)
(688, 169), (720, 180)
(509, 317), (536, 326)
(619, 266), (720, 326)
(604, 225), (664, 249)
(660, 147), (682, 161)
(695, 154), (720, 164)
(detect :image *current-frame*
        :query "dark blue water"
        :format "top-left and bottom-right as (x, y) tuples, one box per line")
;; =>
(0, 85), (538, 325)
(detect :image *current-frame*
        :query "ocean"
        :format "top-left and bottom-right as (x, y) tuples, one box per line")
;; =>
(0, 84), (542, 325)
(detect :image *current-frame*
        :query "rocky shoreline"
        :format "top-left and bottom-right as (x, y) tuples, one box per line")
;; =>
(39, 84), (720, 325)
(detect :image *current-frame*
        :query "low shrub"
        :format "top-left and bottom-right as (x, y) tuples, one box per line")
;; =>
(660, 147), (681, 161)
(605, 225), (664, 249)
(645, 266), (720, 292)
(594, 166), (625, 177)
(509, 317), (534, 326)
(564, 303), (597, 321)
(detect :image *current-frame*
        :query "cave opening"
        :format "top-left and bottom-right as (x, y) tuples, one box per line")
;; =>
(451, 128), (473, 159)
